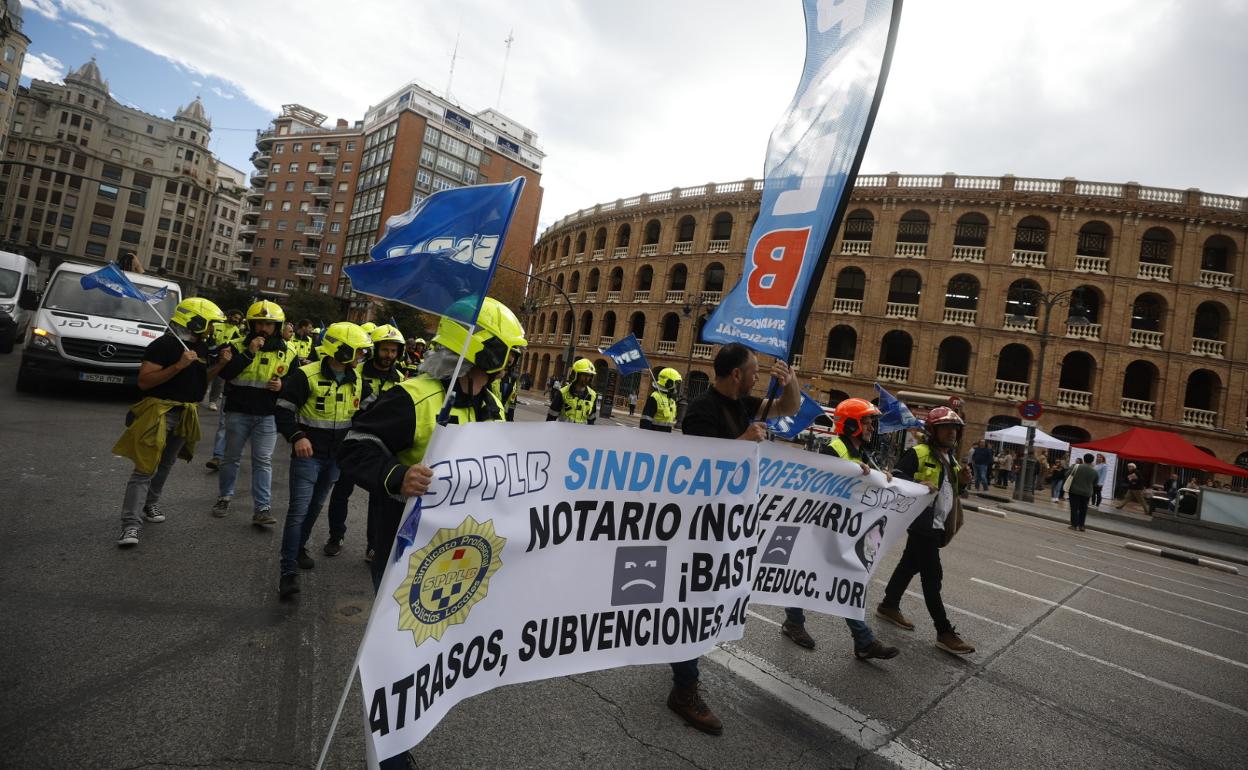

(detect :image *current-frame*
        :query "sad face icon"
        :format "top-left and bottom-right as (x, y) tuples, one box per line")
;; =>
(610, 546), (667, 606)
(760, 525), (801, 565)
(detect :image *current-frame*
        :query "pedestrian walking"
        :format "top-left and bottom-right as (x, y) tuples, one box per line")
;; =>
(1066, 453), (1099, 531)
(780, 397), (900, 661)
(994, 448), (1012, 487)
(211, 300), (294, 526)
(627, 390), (638, 416)
(1092, 453), (1108, 507)
(114, 298), (231, 547)
(671, 343), (800, 735)
(1047, 458), (1067, 502)
(971, 440), (993, 492)
(639, 368), (681, 432)
(1115, 462), (1150, 513)
(877, 407), (976, 655)
(547, 358), (598, 424)
(274, 322), (372, 598)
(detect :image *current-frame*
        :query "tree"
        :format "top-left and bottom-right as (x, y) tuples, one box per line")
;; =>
(198, 284), (254, 316)
(379, 300), (436, 339)
(281, 289), (342, 327)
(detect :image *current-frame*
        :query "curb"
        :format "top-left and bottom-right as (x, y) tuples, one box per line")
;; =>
(962, 502), (1007, 519)
(1124, 542), (1240, 575)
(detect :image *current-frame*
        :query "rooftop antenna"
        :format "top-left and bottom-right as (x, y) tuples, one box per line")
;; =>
(496, 28), (515, 109)
(445, 29), (462, 100)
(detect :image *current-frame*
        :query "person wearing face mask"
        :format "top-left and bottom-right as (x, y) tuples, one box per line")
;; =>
(877, 407), (976, 655)
(274, 322), (373, 598)
(211, 300), (295, 526)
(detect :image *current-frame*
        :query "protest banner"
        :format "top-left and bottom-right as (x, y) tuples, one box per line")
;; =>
(358, 422), (761, 764)
(751, 442), (932, 620)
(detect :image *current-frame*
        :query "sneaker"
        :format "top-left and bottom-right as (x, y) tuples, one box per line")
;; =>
(297, 548), (315, 570)
(936, 628), (975, 655)
(855, 640), (900, 660)
(278, 573), (300, 597)
(876, 604), (915, 631)
(142, 504), (165, 523)
(364, 547), (375, 563)
(210, 497), (230, 518)
(205, 457), (221, 471)
(207, 402), (218, 411)
(252, 508), (276, 527)
(116, 527), (140, 547)
(667, 684), (723, 735)
(781, 621), (816, 650)
(323, 537), (344, 557)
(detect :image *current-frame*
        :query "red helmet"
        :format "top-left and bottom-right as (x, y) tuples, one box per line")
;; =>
(924, 406), (965, 430)
(833, 398), (881, 437)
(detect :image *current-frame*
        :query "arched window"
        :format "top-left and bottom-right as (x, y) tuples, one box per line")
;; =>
(703, 262), (725, 293)
(636, 265), (654, 292)
(668, 263), (688, 292)
(643, 219), (661, 245)
(561, 311), (574, 334)
(1073, 285), (1103, 325)
(887, 269), (921, 304)
(609, 267), (624, 292)
(601, 311), (617, 338)
(555, 273), (565, 291)
(879, 330), (913, 368)
(843, 209), (874, 243)
(676, 216), (696, 244)
(1121, 360), (1159, 410)
(1139, 226), (1174, 265)
(569, 271), (580, 294)
(1006, 279), (1041, 319)
(1201, 235), (1236, 277)
(1184, 370), (1220, 413)
(896, 209), (930, 244)
(835, 267), (865, 299)
(538, 354), (551, 387)
(826, 325), (857, 362)
(587, 268), (600, 294)
(987, 414), (1021, 431)
(687, 371), (711, 400)
(944, 274), (980, 310)
(1192, 301), (1227, 343)
(1077, 220), (1113, 259)
(579, 311), (594, 337)
(953, 212), (988, 247)
(710, 212), (733, 244)
(660, 312), (681, 342)
(1058, 351), (1096, 395)
(547, 313), (558, 334)
(562, 236), (571, 258)
(1233, 452), (1248, 493)
(629, 312), (647, 340)
(1014, 216), (1050, 252)
(615, 223), (631, 250)
(1050, 425), (1092, 445)
(1130, 293), (1166, 332)
(995, 343), (1032, 395)
(936, 337), (972, 377)
(826, 389), (851, 407)
(593, 228), (607, 251)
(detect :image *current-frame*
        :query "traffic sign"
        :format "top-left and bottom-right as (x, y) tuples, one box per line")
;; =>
(1018, 400), (1043, 419)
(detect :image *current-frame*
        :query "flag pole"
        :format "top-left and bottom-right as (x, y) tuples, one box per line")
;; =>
(146, 296), (189, 352)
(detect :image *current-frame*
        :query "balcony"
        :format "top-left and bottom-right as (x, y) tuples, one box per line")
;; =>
(598, 336), (613, 348)
(1129, 329), (1163, 349)
(657, 340), (677, 354)
(255, 129), (275, 149)
(823, 357), (853, 375)
(708, 239), (730, 253)
(574, 252), (585, 263)
(640, 244), (658, 256)
(1120, 398), (1155, 420)
(252, 150), (271, 168)
(1137, 262), (1171, 281)
(885, 302), (919, 320)
(934, 371), (967, 391)
(702, 291), (723, 304)
(308, 206), (329, 219)
(245, 188), (263, 203)
(1058, 388), (1092, 410)
(240, 205), (260, 223)
(1191, 338), (1225, 358)
(673, 241), (693, 255)
(606, 291), (620, 303)
(634, 291), (650, 303)
(320, 146), (340, 162)
(294, 266), (316, 277)
(234, 262), (250, 274)
(592, 249), (605, 261)
(315, 165), (337, 178)
(298, 246), (320, 259)
(1004, 314), (1038, 333)
(994, 380), (1029, 401)
(1065, 322), (1101, 341)
(613, 247), (629, 259)
(249, 169), (269, 186)
(693, 344), (713, 359)
(876, 364), (908, 383)
(1010, 249), (1047, 268)
(894, 242), (927, 259)
(1074, 255), (1109, 274)
(832, 298), (863, 314)
(791, 354), (803, 370)
(1198, 269), (1233, 288)
(239, 224), (258, 237)
(561, 333), (571, 345)
(559, 257), (570, 266)
(578, 334), (591, 347)
(1182, 407), (1217, 429)
(942, 308), (976, 326)
(236, 243), (253, 255)
(841, 240), (871, 255)
(665, 290), (684, 303)
(951, 245), (985, 263)
(305, 226), (325, 240)
(311, 186), (332, 199)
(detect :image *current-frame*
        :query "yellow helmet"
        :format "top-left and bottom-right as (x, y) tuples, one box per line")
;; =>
(571, 358), (595, 377)
(246, 300), (285, 323)
(317, 321), (372, 364)
(370, 324), (405, 347)
(432, 297), (526, 374)
(360, 322), (377, 334)
(171, 297), (225, 336)
(657, 367), (682, 392)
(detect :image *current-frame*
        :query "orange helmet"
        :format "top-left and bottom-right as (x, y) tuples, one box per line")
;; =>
(833, 397), (881, 437)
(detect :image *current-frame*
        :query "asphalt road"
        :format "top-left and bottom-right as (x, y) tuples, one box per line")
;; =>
(2, 358), (1246, 769)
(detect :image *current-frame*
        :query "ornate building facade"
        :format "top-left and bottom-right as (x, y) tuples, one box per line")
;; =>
(524, 173), (1248, 467)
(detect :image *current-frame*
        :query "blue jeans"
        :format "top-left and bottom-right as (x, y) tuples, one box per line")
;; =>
(670, 658), (700, 689)
(973, 464), (991, 491)
(280, 455), (339, 575)
(1051, 477), (1065, 500)
(120, 410), (186, 530)
(218, 412), (277, 511)
(784, 607), (875, 650)
(212, 408), (228, 460)
(327, 476), (356, 541)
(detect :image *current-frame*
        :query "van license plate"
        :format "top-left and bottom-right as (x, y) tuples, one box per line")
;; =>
(81, 372), (125, 384)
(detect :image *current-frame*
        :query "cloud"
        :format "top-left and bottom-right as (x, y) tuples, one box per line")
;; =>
(21, 52), (66, 83)
(25, 0), (59, 20)
(209, 85), (235, 101)
(68, 21), (102, 37)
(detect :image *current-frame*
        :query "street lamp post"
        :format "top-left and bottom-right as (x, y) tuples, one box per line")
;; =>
(681, 291), (717, 384)
(1011, 287), (1088, 503)
(497, 262), (576, 377)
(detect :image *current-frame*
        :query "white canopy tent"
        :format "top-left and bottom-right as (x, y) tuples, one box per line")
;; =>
(984, 425), (1070, 451)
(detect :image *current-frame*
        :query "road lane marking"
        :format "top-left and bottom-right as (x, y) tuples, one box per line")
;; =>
(1038, 545), (1248, 601)
(708, 643), (943, 770)
(991, 560), (1247, 636)
(970, 578), (1248, 670)
(1070, 542), (1247, 588)
(866, 580), (1020, 630)
(1035, 556), (1248, 616)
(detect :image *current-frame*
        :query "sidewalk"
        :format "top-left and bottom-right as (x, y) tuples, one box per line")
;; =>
(967, 491), (1248, 567)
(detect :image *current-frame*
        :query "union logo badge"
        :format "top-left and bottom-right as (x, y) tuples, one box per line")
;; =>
(394, 516), (505, 645)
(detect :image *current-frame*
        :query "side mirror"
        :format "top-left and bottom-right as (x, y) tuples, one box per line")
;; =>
(18, 289), (39, 311)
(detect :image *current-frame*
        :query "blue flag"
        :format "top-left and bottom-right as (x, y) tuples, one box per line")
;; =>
(766, 391), (827, 439)
(703, 0), (902, 358)
(343, 178), (526, 325)
(599, 334), (651, 377)
(80, 263), (167, 303)
(874, 383), (921, 434)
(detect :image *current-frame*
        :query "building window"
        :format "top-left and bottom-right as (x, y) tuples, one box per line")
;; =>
(284, 181), (294, 192)
(275, 144), (284, 154)
(271, 163), (281, 174)
(266, 278), (277, 288)
(346, 141), (355, 151)
(280, 201), (292, 212)
(292, 143), (302, 152)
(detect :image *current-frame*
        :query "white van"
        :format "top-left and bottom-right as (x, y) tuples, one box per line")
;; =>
(0, 250), (40, 354)
(16, 261), (182, 391)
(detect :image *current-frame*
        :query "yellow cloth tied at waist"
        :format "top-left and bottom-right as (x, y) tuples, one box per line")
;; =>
(112, 396), (202, 474)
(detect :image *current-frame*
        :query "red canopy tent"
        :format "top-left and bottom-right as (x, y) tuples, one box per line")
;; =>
(1074, 427), (1248, 478)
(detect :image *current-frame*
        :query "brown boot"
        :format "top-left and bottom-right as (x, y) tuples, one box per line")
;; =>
(875, 604), (915, 631)
(667, 684), (723, 735)
(781, 621), (816, 649)
(936, 628), (975, 655)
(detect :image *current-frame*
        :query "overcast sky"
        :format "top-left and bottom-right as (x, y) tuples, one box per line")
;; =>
(20, 0), (1248, 233)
